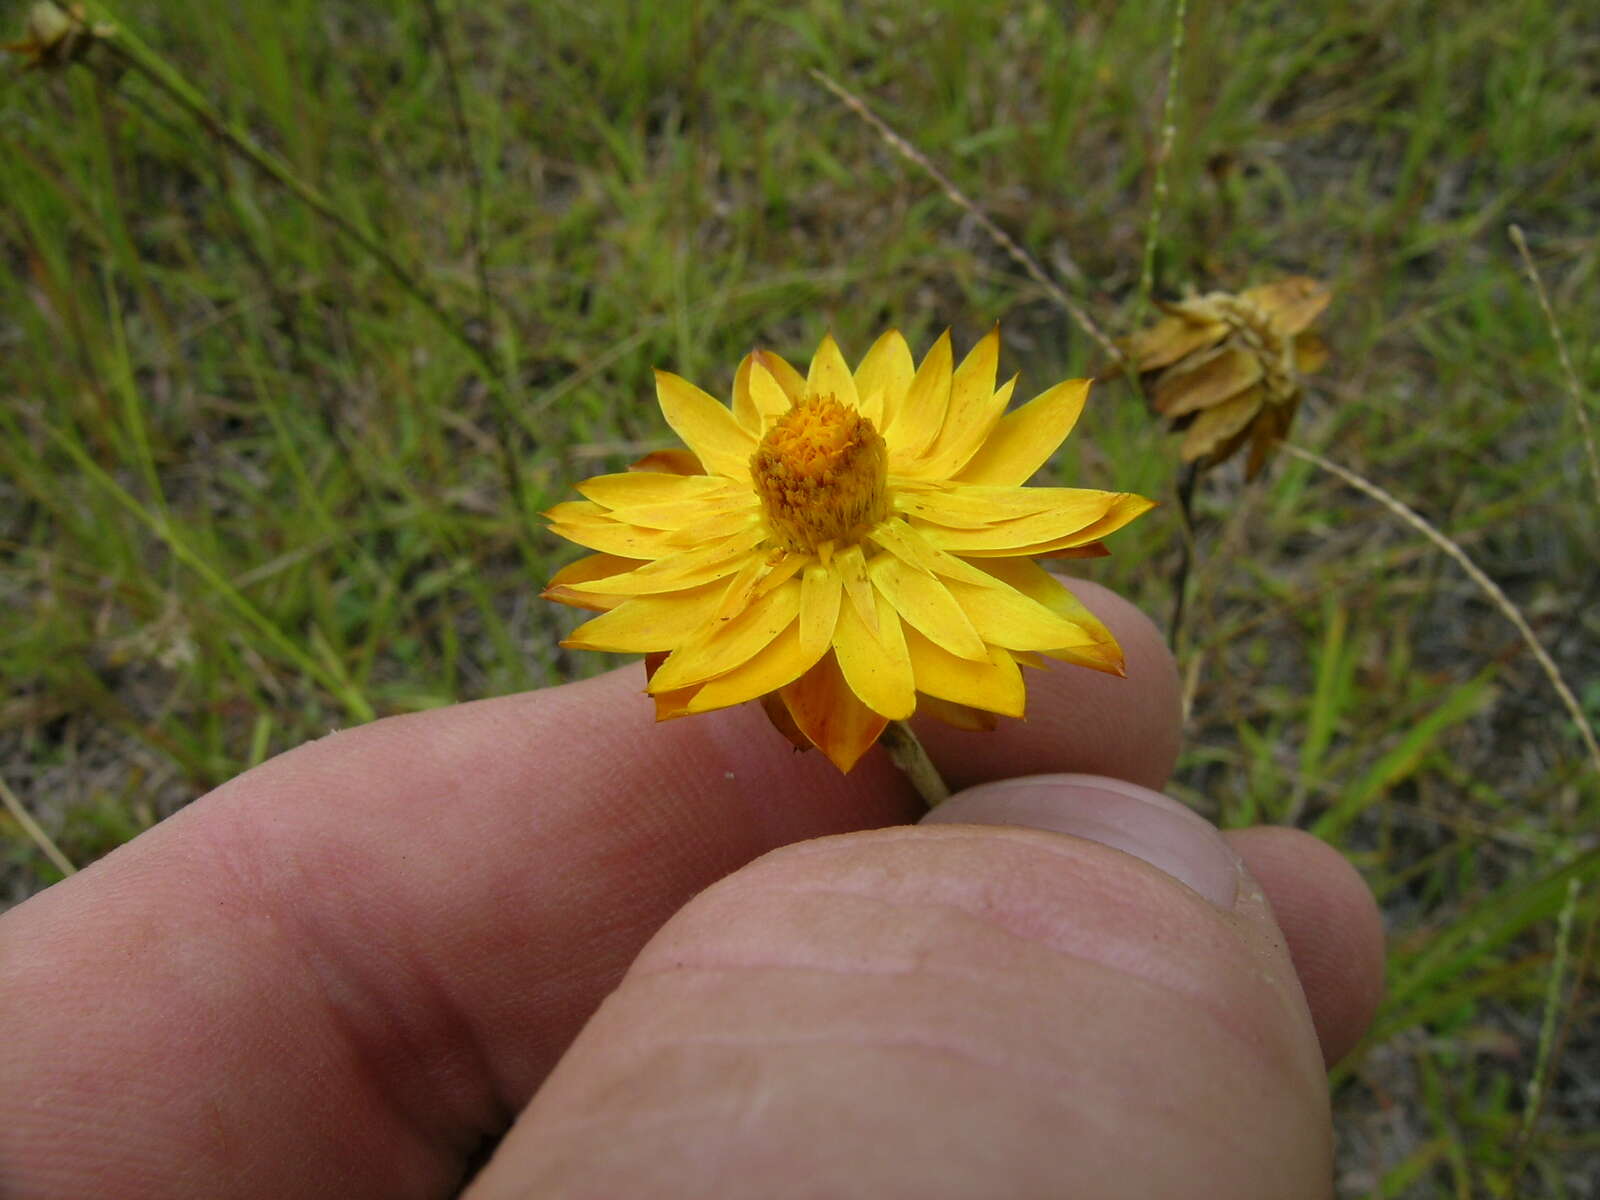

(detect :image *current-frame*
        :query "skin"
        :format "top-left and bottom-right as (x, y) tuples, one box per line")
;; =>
(0, 580), (1383, 1198)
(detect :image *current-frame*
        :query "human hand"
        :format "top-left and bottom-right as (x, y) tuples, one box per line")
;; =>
(0, 580), (1382, 1198)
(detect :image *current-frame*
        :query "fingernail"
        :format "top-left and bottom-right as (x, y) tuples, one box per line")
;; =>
(920, 774), (1239, 908)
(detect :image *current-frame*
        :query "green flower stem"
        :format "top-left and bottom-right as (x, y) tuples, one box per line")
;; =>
(880, 721), (950, 809)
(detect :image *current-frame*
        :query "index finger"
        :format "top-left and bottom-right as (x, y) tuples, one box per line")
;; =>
(0, 579), (1179, 1200)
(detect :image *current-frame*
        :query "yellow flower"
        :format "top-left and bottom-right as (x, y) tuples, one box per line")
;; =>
(1117, 277), (1331, 478)
(4, 2), (112, 70)
(544, 329), (1154, 772)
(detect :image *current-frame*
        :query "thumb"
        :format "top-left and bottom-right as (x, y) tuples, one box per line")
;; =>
(465, 775), (1376, 1199)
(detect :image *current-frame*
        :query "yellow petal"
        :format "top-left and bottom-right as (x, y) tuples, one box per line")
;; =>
(753, 550), (808, 598)
(654, 369), (758, 481)
(953, 326), (1000, 404)
(714, 553), (775, 622)
(543, 552), (649, 611)
(603, 491), (759, 532)
(573, 524), (771, 596)
(867, 517), (1010, 589)
(910, 491), (1121, 553)
(546, 552), (648, 590)
(1154, 345), (1264, 418)
(942, 576), (1099, 651)
(649, 577), (803, 691)
(834, 541), (877, 635)
(953, 377), (1089, 486)
(756, 349), (807, 402)
(545, 500), (692, 558)
(885, 329), (953, 464)
(854, 328), (914, 429)
(807, 332), (860, 412)
(747, 353), (797, 429)
(954, 492), (1157, 558)
(731, 352), (761, 433)
(903, 327), (1001, 476)
(576, 471), (732, 510)
(903, 625), (1026, 717)
(974, 558), (1124, 675)
(711, 548), (805, 622)
(562, 577), (732, 652)
(685, 617), (830, 713)
(916, 373), (1016, 481)
(1043, 639), (1126, 674)
(897, 484), (1119, 530)
(799, 562), (842, 658)
(867, 551), (987, 661)
(833, 585), (916, 720)
(780, 655), (888, 773)
(649, 681), (701, 721)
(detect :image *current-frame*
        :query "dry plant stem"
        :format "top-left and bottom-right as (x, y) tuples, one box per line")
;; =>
(1167, 460), (1200, 649)
(421, 0), (493, 343)
(809, 68), (1123, 366)
(1509, 224), (1600, 505)
(1281, 442), (1600, 789)
(1138, 0), (1189, 320)
(0, 773), (77, 877)
(880, 721), (950, 809)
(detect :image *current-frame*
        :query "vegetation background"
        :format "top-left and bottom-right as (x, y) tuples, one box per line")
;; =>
(2, 0), (1596, 1194)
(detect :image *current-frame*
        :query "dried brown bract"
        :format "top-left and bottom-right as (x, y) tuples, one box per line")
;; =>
(1116, 277), (1332, 478)
(4, 2), (113, 70)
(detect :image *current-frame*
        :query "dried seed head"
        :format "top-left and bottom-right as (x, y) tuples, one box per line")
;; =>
(5, 2), (113, 70)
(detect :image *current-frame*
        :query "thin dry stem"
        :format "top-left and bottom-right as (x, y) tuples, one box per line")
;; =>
(880, 721), (950, 809)
(1509, 225), (1600, 506)
(809, 68), (1122, 365)
(1, 773), (77, 877)
(1282, 442), (1600, 791)
(1138, 0), (1188, 318)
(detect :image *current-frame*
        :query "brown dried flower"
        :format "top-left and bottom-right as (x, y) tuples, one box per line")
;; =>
(1116, 277), (1331, 478)
(4, 2), (113, 70)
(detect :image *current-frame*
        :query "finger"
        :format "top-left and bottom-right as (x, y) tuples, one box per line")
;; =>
(0, 581), (1179, 1200)
(464, 776), (1353, 1198)
(1224, 827), (1385, 1065)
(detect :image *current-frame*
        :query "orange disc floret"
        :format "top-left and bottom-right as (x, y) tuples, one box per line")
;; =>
(750, 394), (888, 553)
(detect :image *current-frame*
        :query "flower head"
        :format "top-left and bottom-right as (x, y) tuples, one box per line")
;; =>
(1117, 277), (1331, 478)
(544, 328), (1154, 772)
(4, 2), (112, 70)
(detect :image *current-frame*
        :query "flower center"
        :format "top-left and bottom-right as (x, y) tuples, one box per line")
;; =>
(750, 394), (889, 553)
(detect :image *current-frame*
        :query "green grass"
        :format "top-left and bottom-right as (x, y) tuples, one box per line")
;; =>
(2, 1), (1597, 1194)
